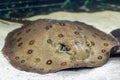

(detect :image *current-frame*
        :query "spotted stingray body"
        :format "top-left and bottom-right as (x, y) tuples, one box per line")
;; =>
(2, 19), (118, 74)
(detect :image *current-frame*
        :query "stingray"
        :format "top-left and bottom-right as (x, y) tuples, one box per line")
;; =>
(2, 19), (120, 74)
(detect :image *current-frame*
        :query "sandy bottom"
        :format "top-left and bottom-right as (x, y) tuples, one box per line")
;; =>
(0, 11), (120, 80)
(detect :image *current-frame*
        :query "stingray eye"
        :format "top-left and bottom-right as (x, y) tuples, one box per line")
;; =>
(58, 43), (71, 52)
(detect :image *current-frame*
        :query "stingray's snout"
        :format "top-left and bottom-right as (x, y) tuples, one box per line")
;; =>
(110, 28), (120, 57)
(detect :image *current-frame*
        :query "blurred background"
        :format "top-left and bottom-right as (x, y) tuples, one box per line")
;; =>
(0, 0), (120, 20)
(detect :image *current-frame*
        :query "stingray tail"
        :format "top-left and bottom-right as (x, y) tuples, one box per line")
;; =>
(110, 28), (120, 57)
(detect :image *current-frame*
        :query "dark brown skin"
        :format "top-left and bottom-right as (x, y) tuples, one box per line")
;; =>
(2, 19), (118, 74)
